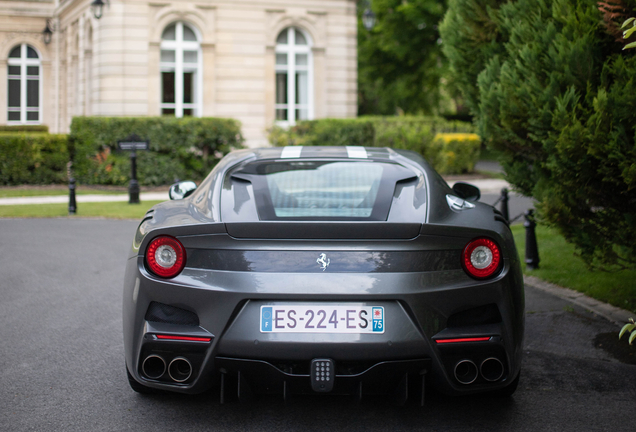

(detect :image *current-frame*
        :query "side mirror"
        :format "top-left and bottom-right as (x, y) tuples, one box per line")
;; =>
(452, 182), (481, 202)
(169, 181), (197, 200)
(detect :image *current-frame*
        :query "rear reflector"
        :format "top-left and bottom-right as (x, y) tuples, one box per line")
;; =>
(155, 335), (211, 342)
(435, 337), (492, 344)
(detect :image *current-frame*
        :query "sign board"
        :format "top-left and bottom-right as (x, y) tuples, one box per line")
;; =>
(117, 134), (149, 151)
(118, 141), (148, 151)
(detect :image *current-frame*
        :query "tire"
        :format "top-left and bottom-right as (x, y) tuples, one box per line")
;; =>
(126, 365), (164, 395)
(490, 370), (520, 397)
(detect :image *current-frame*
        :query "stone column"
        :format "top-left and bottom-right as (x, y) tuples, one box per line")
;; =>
(77, 15), (85, 116)
(200, 42), (216, 117)
(0, 59), (6, 123)
(264, 45), (275, 127)
(312, 46), (326, 119)
(147, 41), (160, 116)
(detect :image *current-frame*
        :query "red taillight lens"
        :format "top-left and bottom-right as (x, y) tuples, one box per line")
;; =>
(462, 237), (501, 279)
(146, 236), (186, 278)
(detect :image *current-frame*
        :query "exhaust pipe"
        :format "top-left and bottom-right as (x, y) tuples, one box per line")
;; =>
(168, 357), (192, 383)
(142, 355), (166, 379)
(480, 357), (504, 382)
(454, 359), (478, 385)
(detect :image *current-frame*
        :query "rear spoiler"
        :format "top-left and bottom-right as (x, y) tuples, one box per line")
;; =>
(225, 222), (421, 240)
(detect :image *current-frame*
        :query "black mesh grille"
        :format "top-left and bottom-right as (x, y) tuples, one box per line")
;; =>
(447, 304), (502, 328)
(145, 302), (199, 326)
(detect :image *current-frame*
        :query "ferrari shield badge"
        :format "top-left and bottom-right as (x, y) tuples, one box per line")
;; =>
(317, 253), (330, 271)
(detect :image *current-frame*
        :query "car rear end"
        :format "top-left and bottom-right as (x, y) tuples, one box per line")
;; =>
(123, 147), (524, 401)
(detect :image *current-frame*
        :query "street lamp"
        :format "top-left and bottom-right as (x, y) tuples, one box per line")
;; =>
(42, 19), (55, 44)
(91, 0), (106, 20)
(362, 7), (376, 31)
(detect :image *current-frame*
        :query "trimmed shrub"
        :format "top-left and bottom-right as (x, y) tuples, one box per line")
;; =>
(433, 133), (481, 174)
(70, 117), (244, 186)
(269, 118), (375, 147)
(0, 125), (49, 133)
(268, 117), (478, 174)
(0, 133), (69, 184)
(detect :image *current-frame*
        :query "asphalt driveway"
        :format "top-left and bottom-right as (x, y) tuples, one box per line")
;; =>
(0, 219), (634, 431)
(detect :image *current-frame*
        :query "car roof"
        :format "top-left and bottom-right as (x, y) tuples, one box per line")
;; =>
(250, 146), (397, 162)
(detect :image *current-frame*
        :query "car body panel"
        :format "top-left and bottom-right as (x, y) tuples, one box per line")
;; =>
(123, 147), (524, 400)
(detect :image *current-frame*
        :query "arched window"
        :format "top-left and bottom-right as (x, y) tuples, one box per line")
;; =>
(160, 22), (202, 117)
(7, 44), (41, 123)
(275, 27), (313, 125)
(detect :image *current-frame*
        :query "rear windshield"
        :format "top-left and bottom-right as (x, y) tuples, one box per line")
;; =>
(267, 161), (382, 217)
(227, 160), (416, 221)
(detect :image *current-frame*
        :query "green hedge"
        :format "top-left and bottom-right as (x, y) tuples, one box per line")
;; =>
(70, 117), (244, 186)
(0, 133), (69, 185)
(0, 125), (49, 133)
(268, 117), (478, 174)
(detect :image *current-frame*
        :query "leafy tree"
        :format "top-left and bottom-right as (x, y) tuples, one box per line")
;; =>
(358, 0), (449, 115)
(438, 0), (507, 115)
(441, 0), (636, 269)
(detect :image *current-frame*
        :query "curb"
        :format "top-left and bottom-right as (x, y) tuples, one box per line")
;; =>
(523, 275), (633, 326)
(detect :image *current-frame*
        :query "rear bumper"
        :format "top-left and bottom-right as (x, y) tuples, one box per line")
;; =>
(124, 251), (524, 397)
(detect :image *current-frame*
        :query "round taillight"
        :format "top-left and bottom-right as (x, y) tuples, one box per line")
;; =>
(146, 236), (186, 278)
(462, 238), (501, 279)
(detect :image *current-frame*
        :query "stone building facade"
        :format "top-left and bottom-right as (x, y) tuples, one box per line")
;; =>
(0, 0), (358, 146)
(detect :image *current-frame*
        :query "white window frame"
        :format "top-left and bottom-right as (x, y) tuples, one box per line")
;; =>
(160, 22), (203, 117)
(7, 44), (42, 124)
(275, 27), (314, 127)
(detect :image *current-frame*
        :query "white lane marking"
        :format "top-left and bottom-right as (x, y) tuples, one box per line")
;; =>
(281, 146), (303, 158)
(346, 146), (367, 159)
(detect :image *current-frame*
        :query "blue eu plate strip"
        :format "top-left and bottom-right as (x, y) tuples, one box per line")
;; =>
(261, 306), (273, 332)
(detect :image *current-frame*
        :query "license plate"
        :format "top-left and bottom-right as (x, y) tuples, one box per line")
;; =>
(260, 305), (384, 333)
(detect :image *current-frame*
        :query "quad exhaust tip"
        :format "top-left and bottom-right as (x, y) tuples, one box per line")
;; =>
(480, 357), (504, 382)
(142, 355), (166, 380)
(454, 359), (478, 385)
(168, 357), (192, 383)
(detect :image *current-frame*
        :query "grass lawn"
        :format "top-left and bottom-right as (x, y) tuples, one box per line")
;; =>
(0, 201), (163, 219)
(511, 224), (636, 314)
(0, 187), (126, 198)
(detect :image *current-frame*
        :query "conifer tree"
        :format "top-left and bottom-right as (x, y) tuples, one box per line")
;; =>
(441, 0), (636, 269)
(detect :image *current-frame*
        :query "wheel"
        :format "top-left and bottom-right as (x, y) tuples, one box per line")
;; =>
(126, 365), (164, 394)
(490, 370), (520, 397)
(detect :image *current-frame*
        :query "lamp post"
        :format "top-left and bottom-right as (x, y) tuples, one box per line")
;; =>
(91, 0), (106, 19)
(42, 19), (55, 45)
(362, 6), (376, 31)
(362, 0), (376, 31)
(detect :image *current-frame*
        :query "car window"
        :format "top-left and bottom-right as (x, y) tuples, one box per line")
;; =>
(226, 160), (417, 221)
(266, 162), (382, 218)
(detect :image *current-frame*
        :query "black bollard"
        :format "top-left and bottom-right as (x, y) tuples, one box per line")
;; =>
(68, 177), (77, 215)
(524, 209), (540, 270)
(129, 151), (140, 204)
(500, 188), (509, 222)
